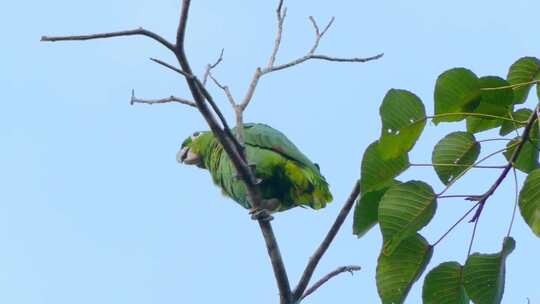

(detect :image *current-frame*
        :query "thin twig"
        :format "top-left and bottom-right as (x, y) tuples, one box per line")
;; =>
(130, 90), (196, 107)
(480, 79), (540, 91)
(203, 48), (225, 86)
(150, 58), (191, 77)
(300, 265), (361, 300)
(263, 53), (384, 74)
(425, 113), (526, 124)
(41, 27), (176, 53)
(478, 138), (513, 143)
(239, 4), (383, 111)
(438, 195), (483, 199)
(267, 0), (287, 68)
(411, 163), (506, 169)
(432, 202), (481, 247)
(192, 77), (245, 153)
(209, 73), (237, 107)
(149, 56), (239, 148)
(467, 207), (482, 257)
(308, 16), (335, 54)
(507, 168), (519, 237)
(437, 143), (520, 197)
(293, 182), (361, 301)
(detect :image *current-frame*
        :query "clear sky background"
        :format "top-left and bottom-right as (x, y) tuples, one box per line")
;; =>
(1, 1), (540, 303)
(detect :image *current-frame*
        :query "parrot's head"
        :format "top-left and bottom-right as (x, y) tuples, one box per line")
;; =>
(177, 131), (214, 168)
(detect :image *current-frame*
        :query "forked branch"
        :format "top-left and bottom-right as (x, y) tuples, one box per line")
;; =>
(203, 49), (225, 86)
(41, 1), (379, 303)
(238, 4), (383, 111)
(469, 105), (539, 223)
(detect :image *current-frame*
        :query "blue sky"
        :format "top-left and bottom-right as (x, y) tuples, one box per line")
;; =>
(1, 0), (539, 303)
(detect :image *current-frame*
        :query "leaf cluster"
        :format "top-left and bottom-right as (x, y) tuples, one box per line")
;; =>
(354, 56), (540, 303)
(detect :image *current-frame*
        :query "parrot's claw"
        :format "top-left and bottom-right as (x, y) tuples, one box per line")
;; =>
(249, 198), (280, 221)
(249, 208), (273, 221)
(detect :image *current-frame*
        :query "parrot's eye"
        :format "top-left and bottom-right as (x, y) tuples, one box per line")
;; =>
(191, 131), (201, 140)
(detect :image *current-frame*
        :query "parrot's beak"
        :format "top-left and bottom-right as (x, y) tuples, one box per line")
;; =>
(178, 147), (201, 165)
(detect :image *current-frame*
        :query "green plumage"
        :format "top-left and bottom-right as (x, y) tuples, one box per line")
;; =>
(179, 123), (333, 211)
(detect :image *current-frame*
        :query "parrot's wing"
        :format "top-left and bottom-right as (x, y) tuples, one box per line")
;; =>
(240, 123), (319, 171)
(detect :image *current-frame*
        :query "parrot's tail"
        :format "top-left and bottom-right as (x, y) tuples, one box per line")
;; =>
(283, 161), (333, 210)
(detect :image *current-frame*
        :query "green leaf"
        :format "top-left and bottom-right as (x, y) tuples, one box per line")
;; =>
(503, 126), (540, 173)
(507, 56), (540, 104)
(466, 102), (506, 134)
(479, 76), (514, 107)
(518, 168), (540, 237)
(434, 68), (481, 124)
(360, 141), (409, 193)
(378, 89), (427, 159)
(432, 132), (481, 185)
(466, 76), (513, 133)
(422, 262), (469, 304)
(379, 181), (437, 255)
(377, 234), (433, 304)
(353, 181), (400, 237)
(466, 116), (503, 134)
(499, 108), (531, 136)
(463, 237), (516, 304)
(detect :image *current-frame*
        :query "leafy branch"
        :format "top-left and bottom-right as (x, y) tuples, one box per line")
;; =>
(468, 105), (539, 223)
(354, 57), (540, 303)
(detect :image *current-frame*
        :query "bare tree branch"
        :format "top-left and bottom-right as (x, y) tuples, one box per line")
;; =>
(172, 2), (293, 302)
(130, 90), (196, 107)
(239, 11), (383, 111)
(308, 16), (334, 54)
(41, 1), (380, 303)
(301, 265), (361, 300)
(267, 0), (287, 68)
(148, 57), (239, 147)
(209, 73), (237, 107)
(293, 182), (361, 300)
(265, 53), (385, 74)
(150, 58), (191, 78)
(203, 48), (225, 86)
(240, 68), (263, 111)
(41, 28), (176, 53)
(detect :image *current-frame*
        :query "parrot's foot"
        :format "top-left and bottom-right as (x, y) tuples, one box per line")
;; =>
(249, 208), (273, 221)
(249, 198), (280, 221)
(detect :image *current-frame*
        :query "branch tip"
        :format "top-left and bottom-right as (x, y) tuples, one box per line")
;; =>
(130, 89), (135, 105)
(300, 265), (362, 300)
(150, 57), (191, 78)
(321, 17), (336, 37)
(276, 0), (285, 17)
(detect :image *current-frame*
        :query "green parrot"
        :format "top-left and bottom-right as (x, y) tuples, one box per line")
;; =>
(178, 123), (332, 215)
